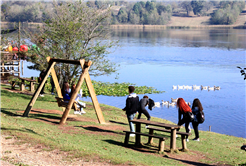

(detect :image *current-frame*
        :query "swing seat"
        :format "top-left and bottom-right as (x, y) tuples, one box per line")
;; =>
(55, 97), (80, 111)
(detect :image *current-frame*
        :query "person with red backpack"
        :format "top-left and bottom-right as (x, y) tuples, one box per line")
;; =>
(176, 98), (193, 142)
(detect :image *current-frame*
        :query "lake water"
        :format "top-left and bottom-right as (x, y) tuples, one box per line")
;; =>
(22, 28), (245, 138)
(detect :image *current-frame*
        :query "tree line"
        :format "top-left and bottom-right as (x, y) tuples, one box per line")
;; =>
(112, 1), (172, 25)
(1, 1), (245, 25)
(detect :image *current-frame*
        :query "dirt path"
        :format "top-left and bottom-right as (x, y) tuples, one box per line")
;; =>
(1, 134), (115, 166)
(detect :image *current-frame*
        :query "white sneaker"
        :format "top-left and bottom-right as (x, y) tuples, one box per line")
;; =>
(193, 138), (200, 141)
(74, 111), (81, 115)
(145, 125), (148, 129)
(39, 94), (44, 97)
(130, 134), (135, 137)
(80, 109), (86, 114)
(186, 139), (189, 142)
(176, 135), (178, 138)
(51, 92), (54, 95)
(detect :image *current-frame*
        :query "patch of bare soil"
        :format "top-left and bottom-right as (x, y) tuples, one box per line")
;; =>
(0, 135), (122, 166)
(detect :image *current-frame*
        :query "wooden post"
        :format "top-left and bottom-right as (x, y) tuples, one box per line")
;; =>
(1, 62), (4, 76)
(20, 79), (25, 91)
(135, 123), (141, 146)
(85, 72), (106, 124)
(30, 81), (34, 92)
(148, 129), (154, 144)
(60, 60), (88, 124)
(23, 61), (56, 117)
(21, 60), (23, 76)
(170, 129), (177, 151)
(181, 135), (187, 150)
(18, 22), (20, 48)
(46, 57), (62, 98)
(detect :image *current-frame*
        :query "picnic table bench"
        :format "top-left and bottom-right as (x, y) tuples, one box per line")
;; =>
(147, 126), (191, 151)
(55, 97), (86, 111)
(123, 130), (167, 152)
(11, 77), (37, 92)
(129, 119), (183, 152)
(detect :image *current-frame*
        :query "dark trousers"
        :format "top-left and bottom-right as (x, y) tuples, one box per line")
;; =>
(177, 117), (190, 139)
(192, 121), (199, 139)
(40, 84), (45, 94)
(137, 109), (151, 120)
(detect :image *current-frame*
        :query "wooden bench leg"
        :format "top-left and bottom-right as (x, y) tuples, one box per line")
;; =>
(158, 138), (165, 152)
(181, 135), (187, 150)
(20, 80), (25, 91)
(124, 132), (130, 145)
(148, 129), (154, 144)
(170, 129), (177, 151)
(11, 81), (16, 90)
(30, 82), (34, 92)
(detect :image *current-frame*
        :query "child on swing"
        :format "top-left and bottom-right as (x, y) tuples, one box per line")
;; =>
(70, 84), (86, 114)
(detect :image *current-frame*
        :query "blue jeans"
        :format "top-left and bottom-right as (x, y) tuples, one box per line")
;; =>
(127, 113), (136, 132)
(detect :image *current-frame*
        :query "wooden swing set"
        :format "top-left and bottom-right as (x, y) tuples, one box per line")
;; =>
(22, 56), (105, 124)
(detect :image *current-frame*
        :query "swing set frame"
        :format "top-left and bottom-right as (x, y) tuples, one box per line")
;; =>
(22, 56), (105, 124)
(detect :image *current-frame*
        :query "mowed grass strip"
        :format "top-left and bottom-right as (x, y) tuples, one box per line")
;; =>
(1, 84), (246, 166)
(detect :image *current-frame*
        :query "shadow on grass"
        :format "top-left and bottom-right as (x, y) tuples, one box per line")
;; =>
(1, 127), (42, 136)
(1, 108), (61, 125)
(109, 120), (128, 126)
(104, 139), (158, 154)
(165, 156), (214, 166)
(1, 89), (56, 102)
(78, 126), (125, 135)
(1, 108), (23, 116)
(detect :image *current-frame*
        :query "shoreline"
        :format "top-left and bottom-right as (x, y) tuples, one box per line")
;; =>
(110, 24), (246, 30)
(1, 22), (245, 30)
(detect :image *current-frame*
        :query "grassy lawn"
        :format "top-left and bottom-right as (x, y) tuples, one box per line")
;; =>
(1, 83), (246, 166)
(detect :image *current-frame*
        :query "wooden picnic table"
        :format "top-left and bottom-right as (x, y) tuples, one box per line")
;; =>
(130, 119), (181, 151)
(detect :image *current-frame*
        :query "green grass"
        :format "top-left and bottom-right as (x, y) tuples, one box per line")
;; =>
(1, 84), (246, 166)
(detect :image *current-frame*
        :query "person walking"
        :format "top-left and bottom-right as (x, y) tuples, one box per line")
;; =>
(137, 95), (151, 121)
(122, 86), (139, 137)
(38, 69), (46, 97)
(191, 98), (203, 141)
(176, 98), (192, 142)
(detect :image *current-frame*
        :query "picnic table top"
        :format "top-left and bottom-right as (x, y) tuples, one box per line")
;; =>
(18, 77), (37, 82)
(130, 119), (181, 130)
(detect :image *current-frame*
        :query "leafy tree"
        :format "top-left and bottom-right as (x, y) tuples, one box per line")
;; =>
(140, 1), (146, 8)
(117, 7), (128, 23)
(181, 1), (193, 16)
(171, 2), (178, 12)
(157, 4), (166, 15)
(133, 2), (142, 15)
(191, 0), (205, 15)
(145, 1), (156, 13)
(25, 1), (117, 84)
(210, 1), (220, 7)
(203, 1), (213, 11)
(129, 10), (140, 24)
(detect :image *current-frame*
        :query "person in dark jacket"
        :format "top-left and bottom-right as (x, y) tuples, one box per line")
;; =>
(191, 98), (203, 141)
(38, 69), (46, 97)
(137, 95), (151, 121)
(122, 86), (139, 136)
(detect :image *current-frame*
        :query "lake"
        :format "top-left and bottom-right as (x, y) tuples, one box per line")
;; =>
(22, 28), (245, 138)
